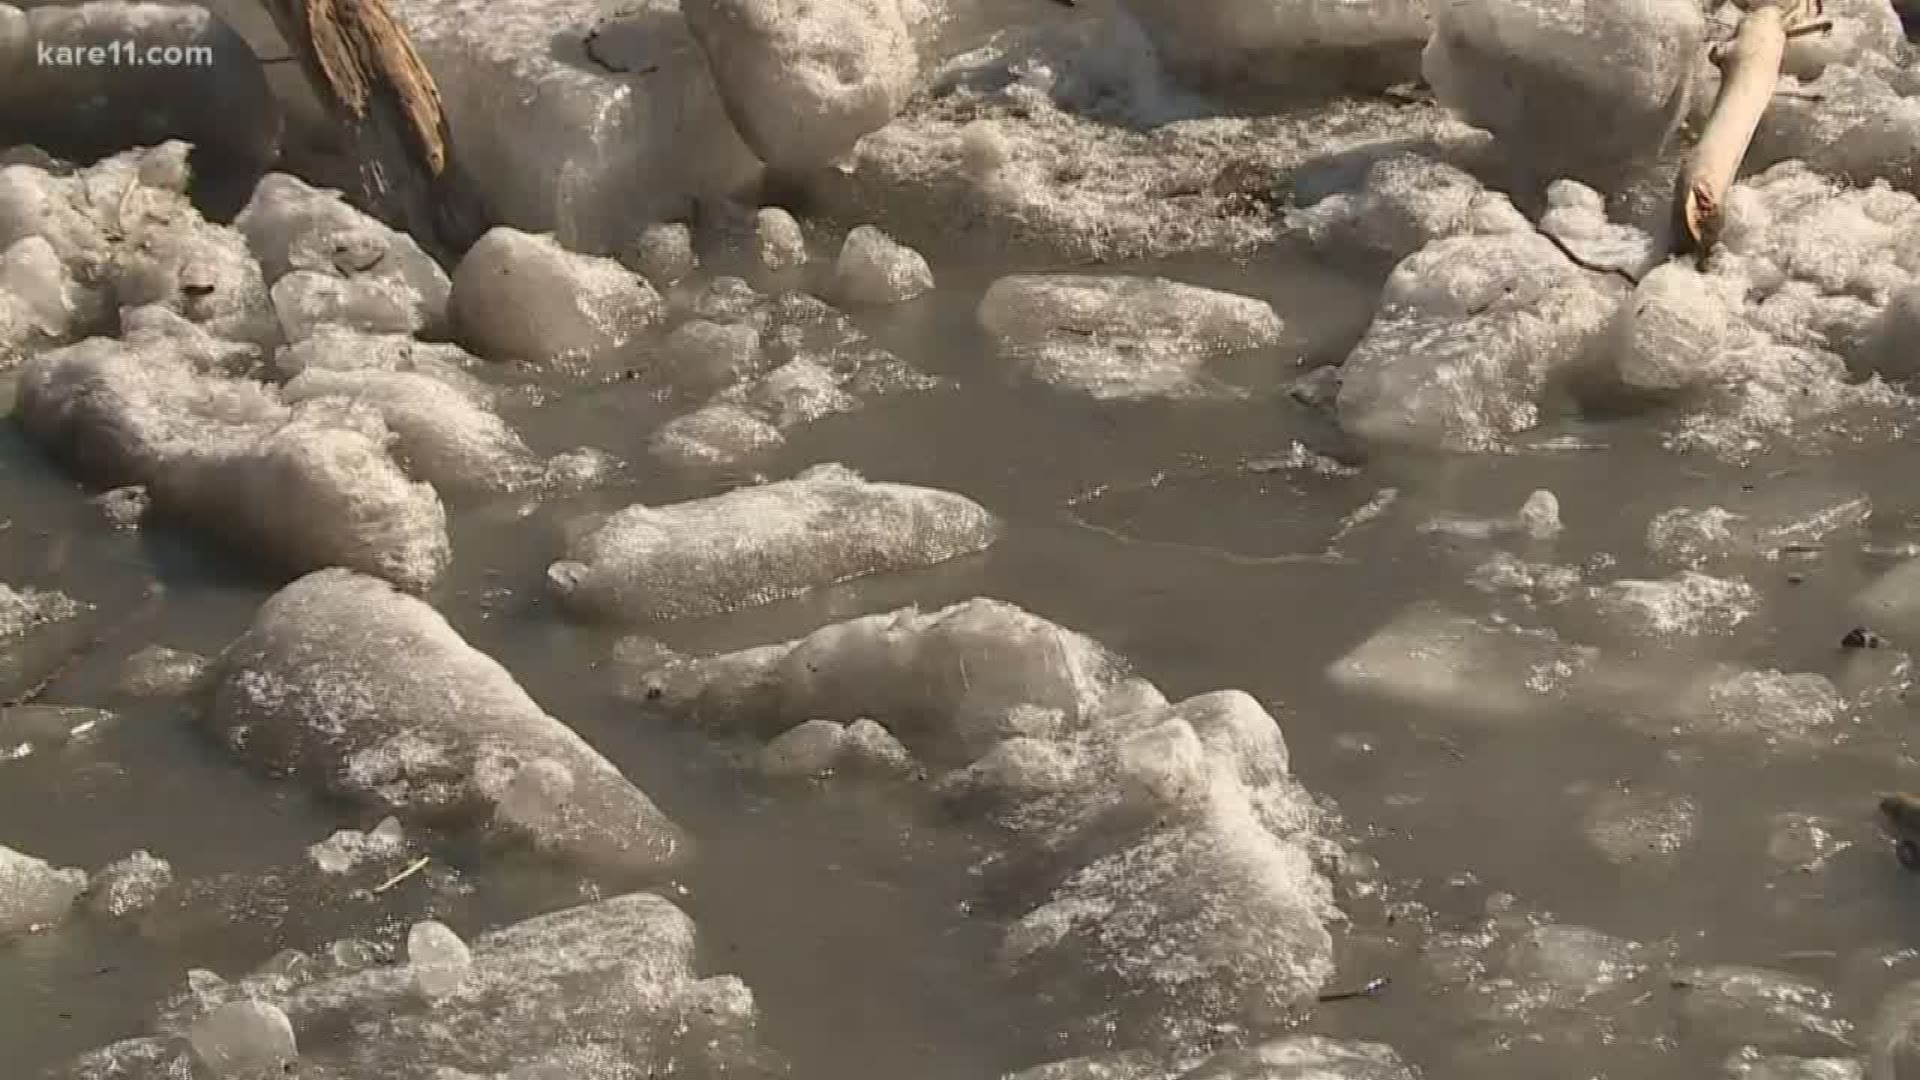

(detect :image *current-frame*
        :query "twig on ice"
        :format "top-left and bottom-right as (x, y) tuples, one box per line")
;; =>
(1673, 0), (1827, 257)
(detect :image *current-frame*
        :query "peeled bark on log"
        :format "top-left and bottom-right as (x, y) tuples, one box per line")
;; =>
(1673, 0), (1825, 256)
(257, 0), (489, 265)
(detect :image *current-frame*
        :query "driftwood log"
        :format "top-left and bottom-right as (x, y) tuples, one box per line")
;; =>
(258, 0), (488, 264)
(1673, 0), (1830, 257)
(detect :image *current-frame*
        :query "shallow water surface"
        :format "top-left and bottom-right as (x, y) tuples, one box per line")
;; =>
(6, 236), (1920, 1080)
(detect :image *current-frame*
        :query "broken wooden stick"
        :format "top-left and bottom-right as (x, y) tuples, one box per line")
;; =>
(1673, 0), (1827, 257)
(258, 0), (489, 264)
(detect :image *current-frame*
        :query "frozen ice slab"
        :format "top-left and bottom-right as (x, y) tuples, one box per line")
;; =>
(615, 598), (1129, 755)
(1424, 0), (1705, 189)
(821, 37), (1485, 264)
(281, 367), (544, 497)
(205, 569), (689, 874)
(0, 842), (86, 935)
(683, 0), (918, 171)
(451, 227), (665, 370)
(833, 224), (934, 306)
(236, 172), (450, 337)
(1538, 180), (1663, 281)
(1008, 1052), (1166, 1080)
(552, 464), (998, 622)
(388, 0), (761, 252)
(0, 1), (280, 218)
(977, 273), (1284, 402)
(1119, 0), (1428, 100)
(1750, 60), (1920, 193)
(1335, 231), (1621, 451)
(407, 919), (473, 999)
(16, 336), (452, 590)
(1328, 604), (1598, 723)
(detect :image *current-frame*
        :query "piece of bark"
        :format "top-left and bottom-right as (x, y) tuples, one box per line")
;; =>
(258, 0), (489, 265)
(1673, 0), (1824, 257)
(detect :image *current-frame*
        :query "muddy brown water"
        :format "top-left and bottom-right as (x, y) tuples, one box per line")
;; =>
(6, 236), (1920, 1080)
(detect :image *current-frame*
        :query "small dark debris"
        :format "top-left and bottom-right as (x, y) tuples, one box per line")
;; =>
(1843, 627), (1886, 650)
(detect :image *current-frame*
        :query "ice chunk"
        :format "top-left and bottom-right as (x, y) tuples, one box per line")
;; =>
(1725, 1052), (1862, 1080)
(977, 272), (1283, 402)
(649, 402), (788, 468)
(269, 270), (432, 341)
(1178, 1037), (1420, 1080)
(407, 919), (473, 999)
(272, 327), (492, 402)
(1582, 790), (1696, 865)
(280, 367), (544, 496)
(840, 717), (915, 774)
(1292, 152), (1518, 262)
(759, 718), (848, 778)
(1648, 494), (1873, 571)
(1673, 965), (1853, 1053)
(85, 850), (174, 918)
(117, 644), (209, 697)
(682, 0), (918, 170)
(0, 234), (75, 358)
(306, 817), (407, 875)
(1336, 232), (1620, 451)
(1419, 489), (1563, 541)
(0, 843), (87, 934)
(630, 221), (697, 286)
(450, 227), (665, 369)
(117, 303), (262, 379)
(549, 463), (999, 623)
(235, 172), (450, 334)
(0, 582), (83, 640)
(834, 225), (934, 306)
(233, 893), (762, 1077)
(1001, 803), (1336, 1048)
(1610, 261), (1736, 393)
(188, 1000), (297, 1078)
(615, 598), (1129, 757)
(1670, 668), (1849, 748)
(205, 569), (689, 874)
(16, 337), (451, 590)
(1424, 0), (1705, 188)
(1584, 572), (1757, 639)
(660, 318), (768, 396)
(388, 0), (759, 250)
(756, 207), (808, 270)
(1328, 604), (1597, 723)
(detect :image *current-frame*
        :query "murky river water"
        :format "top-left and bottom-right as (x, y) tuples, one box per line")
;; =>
(6, 222), (1920, 1080)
